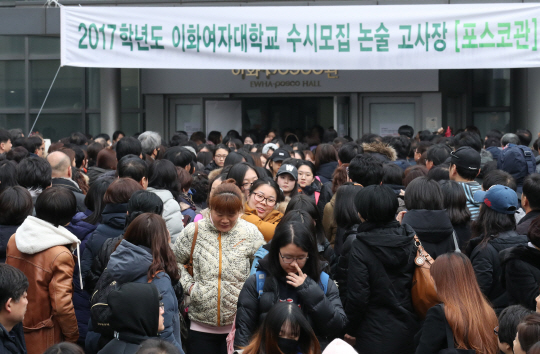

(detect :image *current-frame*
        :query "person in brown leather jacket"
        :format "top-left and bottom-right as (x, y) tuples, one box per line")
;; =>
(6, 187), (81, 354)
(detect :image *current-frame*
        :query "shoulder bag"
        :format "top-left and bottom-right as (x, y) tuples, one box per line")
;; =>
(411, 235), (439, 318)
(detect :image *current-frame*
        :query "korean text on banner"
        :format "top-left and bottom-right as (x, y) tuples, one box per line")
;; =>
(61, 4), (540, 70)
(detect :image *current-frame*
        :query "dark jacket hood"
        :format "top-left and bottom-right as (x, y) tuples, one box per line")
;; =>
(101, 203), (128, 229)
(108, 282), (160, 341)
(301, 178), (322, 196)
(356, 221), (415, 269)
(384, 183), (405, 195)
(500, 244), (540, 268)
(317, 161), (338, 182)
(66, 211), (97, 242)
(108, 239), (153, 283)
(401, 209), (454, 243)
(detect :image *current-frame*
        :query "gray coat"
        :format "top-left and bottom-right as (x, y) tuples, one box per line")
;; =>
(146, 187), (184, 244)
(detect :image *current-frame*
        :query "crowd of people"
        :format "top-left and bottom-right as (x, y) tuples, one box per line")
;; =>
(1, 124), (540, 354)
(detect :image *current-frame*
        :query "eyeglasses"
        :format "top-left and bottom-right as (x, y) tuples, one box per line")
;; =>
(494, 326), (498, 336)
(279, 252), (308, 264)
(215, 154), (228, 159)
(252, 192), (276, 206)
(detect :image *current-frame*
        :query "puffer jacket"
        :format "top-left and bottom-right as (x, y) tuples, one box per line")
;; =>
(317, 181), (334, 217)
(401, 209), (456, 259)
(345, 221), (419, 354)
(333, 224), (361, 305)
(81, 203), (127, 293)
(323, 194), (337, 246)
(234, 257), (347, 348)
(469, 230), (528, 312)
(65, 209), (98, 346)
(173, 218), (264, 327)
(147, 187), (183, 244)
(6, 216), (81, 354)
(317, 161), (338, 184)
(241, 202), (283, 242)
(501, 244), (540, 310)
(300, 178), (322, 203)
(87, 166), (110, 187)
(107, 240), (184, 353)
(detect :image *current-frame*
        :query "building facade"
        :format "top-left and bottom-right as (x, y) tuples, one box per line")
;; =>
(0, 0), (539, 141)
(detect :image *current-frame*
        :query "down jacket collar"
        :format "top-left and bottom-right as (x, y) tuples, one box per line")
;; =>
(15, 215), (80, 255)
(401, 209), (454, 243)
(362, 142), (397, 162)
(500, 244), (540, 268)
(101, 203), (128, 230)
(355, 221), (415, 269)
(108, 240), (152, 283)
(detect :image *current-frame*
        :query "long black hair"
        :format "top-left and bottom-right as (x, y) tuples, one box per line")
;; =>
(439, 180), (471, 225)
(404, 176), (444, 210)
(227, 162), (259, 191)
(83, 177), (115, 225)
(267, 221), (321, 283)
(334, 183), (362, 229)
(471, 205), (516, 243)
(124, 190), (164, 231)
(148, 159), (180, 199)
(284, 195), (325, 244)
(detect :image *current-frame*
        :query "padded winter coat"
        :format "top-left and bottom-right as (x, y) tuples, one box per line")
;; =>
(107, 240), (183, 353)
(234, 257), (347, 348)
(173, 218), (264, 327)
(81, 203), (127, 293)
(147, 187), (184, 244)
(401, 209), (456, 259)
(469, 230), (528, 312)
(345, 221), (419, 354)
(241, 202), (283, 242)
(501, 244), (540, 310)
(0, 224), (19, 263)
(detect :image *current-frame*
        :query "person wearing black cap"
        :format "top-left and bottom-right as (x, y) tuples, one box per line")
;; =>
(275, 164), (299, 213)
(468, 185), (528, 314)
(97, 283), (165, 354)
(265, 148), (289, 178)
(449, 146), (483, 221)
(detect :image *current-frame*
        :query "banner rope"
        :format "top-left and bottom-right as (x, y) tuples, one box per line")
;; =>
(29, 64), (62, 136)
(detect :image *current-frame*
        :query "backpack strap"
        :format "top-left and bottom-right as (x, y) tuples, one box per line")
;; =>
(183, 222), (199, 277)
(314, 191), (320, 205)
(319, 271), (329, 294)
(256, 270), (266, 298)
(519, 146), (536, 175)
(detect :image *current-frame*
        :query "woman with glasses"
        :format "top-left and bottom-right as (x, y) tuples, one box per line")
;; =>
(415, 252), (499, 354)
(242, 177), (284, 242)
(226, 162), (260, 200)
(235, 216), (346, 350)
(173, 181), (264, 354)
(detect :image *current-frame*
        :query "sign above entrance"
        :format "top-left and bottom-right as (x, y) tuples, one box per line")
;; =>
(62, 4), (540, 70)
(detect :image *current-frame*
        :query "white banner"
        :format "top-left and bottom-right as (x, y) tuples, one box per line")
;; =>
(61, 4), (540, 70)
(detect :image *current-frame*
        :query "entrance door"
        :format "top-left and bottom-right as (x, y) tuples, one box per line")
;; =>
(169, 98), (203, 137)
(362, 96), (422, 136)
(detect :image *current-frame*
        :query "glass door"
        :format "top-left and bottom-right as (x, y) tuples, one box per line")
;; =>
(362, 96), (421, 136)
(169, 98), (203, 137)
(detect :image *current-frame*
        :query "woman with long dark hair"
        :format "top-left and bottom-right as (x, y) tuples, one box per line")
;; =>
(173, 181), (264, 354)
(242, 178), (284, 242)
(344, 184), (418, 353)
(400, 177), (457, 259)
(107, 213), (183, 353)
(235, 220), (346, 349)
(332, 183), (362, 256)
(242, 302), (320, 354)
(415, 252), (498, 354)
(297, 161), (322, 203)
(314, 144), (338, 184)
(285, 195), (335, 265)
(226, 162), (259, 200)
(439, 180), (472, 249)
(468, 185), (528, 313)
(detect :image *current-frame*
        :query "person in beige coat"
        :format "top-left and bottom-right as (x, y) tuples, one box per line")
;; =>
(173, 179), (264, 354)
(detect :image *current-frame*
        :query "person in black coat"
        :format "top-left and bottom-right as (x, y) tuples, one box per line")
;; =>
(81, 178), (143, 292)
(439, 180), (472, 249)
(0, 186), (33, 263)
(235, 220), (346, 350)
(468, 185), (528, 313)
(400, 177), (458, 259)
(516, 174), (540, 235)
(415, 253), (499, 354)
(344, 185), (419, 354)
(501, 215), (540, 311)
(97, 283), (165, 354)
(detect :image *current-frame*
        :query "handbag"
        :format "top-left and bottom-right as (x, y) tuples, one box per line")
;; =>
(411, 235), (439, 319)
(183, 222), (199, 277)
(439, 305), (476, 354)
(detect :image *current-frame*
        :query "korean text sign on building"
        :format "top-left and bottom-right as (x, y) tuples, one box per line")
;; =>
(61, 4), (540, 70)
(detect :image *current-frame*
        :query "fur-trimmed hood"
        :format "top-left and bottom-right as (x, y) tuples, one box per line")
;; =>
(362, 142), (397, 162)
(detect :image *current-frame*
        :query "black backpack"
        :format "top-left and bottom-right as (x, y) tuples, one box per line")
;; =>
(90, 269), (119, 337)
